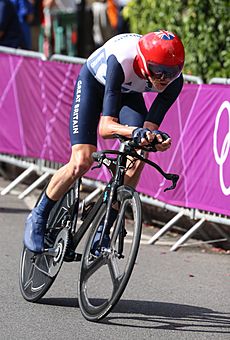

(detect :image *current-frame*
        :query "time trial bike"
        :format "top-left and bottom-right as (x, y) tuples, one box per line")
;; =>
(19, 134), (179, 322)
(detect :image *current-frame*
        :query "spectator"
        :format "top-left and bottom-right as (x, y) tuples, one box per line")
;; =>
(116, 0), (130, 34)
(30, 0), (43, 51)
(107, 0), (118, 32)
(91, 0), (116, 48)
(42, 0), (54, 7)
(10, 0), (35, 49)
(0, 0), (24, 48)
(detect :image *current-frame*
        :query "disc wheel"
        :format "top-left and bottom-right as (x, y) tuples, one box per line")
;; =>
(19, 227), (68, 302)
(19, 183), (80, 302)
(78, 185), (142, 321)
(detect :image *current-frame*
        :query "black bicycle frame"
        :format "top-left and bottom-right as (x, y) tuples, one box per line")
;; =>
(69, 145), (128, 251)
(66, 140), (179, 252)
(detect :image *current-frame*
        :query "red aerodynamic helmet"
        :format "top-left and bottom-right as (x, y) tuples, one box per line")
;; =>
(137, 30), (185, 81)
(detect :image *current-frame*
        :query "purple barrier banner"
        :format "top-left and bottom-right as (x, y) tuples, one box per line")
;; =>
(1, 53), (230, 216)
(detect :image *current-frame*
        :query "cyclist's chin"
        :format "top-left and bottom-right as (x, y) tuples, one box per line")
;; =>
(150, 78), (172, 92)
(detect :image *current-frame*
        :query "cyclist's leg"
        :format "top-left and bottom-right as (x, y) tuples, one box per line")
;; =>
(24, 147), (97, 253)
(46, 144), (96, 200)
(119, 93), (148, 188)
(24, 64), (103, 253)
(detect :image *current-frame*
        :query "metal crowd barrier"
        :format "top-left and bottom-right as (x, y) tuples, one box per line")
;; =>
(209, 77), (230, 85)
(0, 47), (229, 251)
(183, 74), (203, 84)
(50, 54), (86, 64)
(0, 46), (47, 60)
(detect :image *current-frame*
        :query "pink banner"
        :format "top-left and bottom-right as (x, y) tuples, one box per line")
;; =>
(1, 53), (230, 216)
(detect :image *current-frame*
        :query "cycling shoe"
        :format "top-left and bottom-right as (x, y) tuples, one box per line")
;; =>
(23, 208), (47, 253)
(91, 226), (110, 257)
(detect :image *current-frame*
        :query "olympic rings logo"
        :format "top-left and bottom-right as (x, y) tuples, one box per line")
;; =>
(213, 100), (230, 196)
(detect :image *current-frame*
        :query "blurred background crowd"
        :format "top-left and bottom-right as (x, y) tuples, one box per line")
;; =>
(0, 0), (131, 58)
(0, 0), (229, 81)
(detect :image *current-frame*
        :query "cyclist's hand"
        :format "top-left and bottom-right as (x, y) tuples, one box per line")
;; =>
(152, 130), (171, 152)
(132, 127), (152, 146)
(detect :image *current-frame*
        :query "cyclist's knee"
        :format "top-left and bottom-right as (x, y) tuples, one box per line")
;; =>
(68, 144), (96, 179)
(71, 158), (92, 178)
(68, 158), (92, 179)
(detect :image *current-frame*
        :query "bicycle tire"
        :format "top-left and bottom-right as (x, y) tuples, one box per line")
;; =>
(78, 185), (142, 321)
(19, 185), (77, 302)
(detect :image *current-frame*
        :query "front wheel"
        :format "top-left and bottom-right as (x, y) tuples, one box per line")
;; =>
(78, 185), (142, 321)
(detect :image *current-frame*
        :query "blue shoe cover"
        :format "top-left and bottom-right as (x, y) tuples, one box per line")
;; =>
(91, 226), (110, 257)
(23, 208), (47, 253)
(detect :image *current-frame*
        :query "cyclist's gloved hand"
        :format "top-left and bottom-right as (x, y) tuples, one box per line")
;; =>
(132, 127), (151, 146)
(151, 130), (171, 151)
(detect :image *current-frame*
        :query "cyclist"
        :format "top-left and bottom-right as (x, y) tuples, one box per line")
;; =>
(24, 30), (185, 253)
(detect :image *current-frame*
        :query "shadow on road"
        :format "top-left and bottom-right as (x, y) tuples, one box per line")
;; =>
(40, 297), (79, 308)
(39, 297), (230, 333)
(107, 299), (230, 333)
(0, 207), (30, 214)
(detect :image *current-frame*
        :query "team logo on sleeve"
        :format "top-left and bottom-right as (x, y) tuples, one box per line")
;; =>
(155, 30), (175, 40)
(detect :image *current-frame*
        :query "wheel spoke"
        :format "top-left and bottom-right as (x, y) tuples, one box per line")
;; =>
(33, 257), (52, 277)
(108, 254), (123, 290)
(82, 255), (108, 282)
(23, 259), (46, 292)
(23, 262), (36, 290)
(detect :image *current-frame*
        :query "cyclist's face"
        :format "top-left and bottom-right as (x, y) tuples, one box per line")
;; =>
(148, 76), (172, 92)
(146, 62), (182, 91)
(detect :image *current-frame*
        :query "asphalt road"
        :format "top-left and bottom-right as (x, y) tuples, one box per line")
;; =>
(0, 178), (229, 340)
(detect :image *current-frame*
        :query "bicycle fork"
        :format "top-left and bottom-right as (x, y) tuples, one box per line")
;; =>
(99, 155), (127, 254)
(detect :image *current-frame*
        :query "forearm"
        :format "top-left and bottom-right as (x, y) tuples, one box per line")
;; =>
(99, 116), (136, 139)
(143, 121), (159, 130)
(99, 117), (160, 139)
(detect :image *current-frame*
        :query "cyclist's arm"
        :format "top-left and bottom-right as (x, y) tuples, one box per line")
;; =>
(145, 74), (184, 126)
(0, 1), (9, 38)
(142, 75), (183, 151)
(99, 116), (137, 139)
(99, 55), (137, 139)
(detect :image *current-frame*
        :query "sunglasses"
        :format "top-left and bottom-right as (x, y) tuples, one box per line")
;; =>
(147, 62), (182, 80)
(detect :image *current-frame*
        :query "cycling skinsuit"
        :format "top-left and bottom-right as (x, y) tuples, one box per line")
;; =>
(69, 33), (183, 146)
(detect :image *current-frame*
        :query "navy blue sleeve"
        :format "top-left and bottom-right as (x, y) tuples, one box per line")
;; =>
(102, 55), (125, 117)
(0, 2), (9, 31)
(146, 74), (184, 126)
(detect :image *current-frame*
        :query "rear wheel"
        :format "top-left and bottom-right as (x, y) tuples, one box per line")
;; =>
(19, 184), (78, 302)
(19, 227), (68, 302)
(78, 185), (142, 321)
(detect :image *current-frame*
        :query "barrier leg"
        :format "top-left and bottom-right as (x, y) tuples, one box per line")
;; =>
(170, 218), (206, 251)
(78, 187), (103, 211)
(210, 222), (230, 242)
(148, 210), (185, 245)
(18, 172), (51, 199)
(1, 164), (35, 195)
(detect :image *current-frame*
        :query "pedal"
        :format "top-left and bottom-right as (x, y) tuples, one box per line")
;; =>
(43, 247), (59, 257)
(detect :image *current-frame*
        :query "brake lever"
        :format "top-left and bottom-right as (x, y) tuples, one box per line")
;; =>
(91, 154), (104, 170)
(91, 162), (102, 170)
(163, 174), (179, 192)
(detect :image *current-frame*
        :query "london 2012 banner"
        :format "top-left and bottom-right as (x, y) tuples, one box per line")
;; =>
(0, 53), (230, 216)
